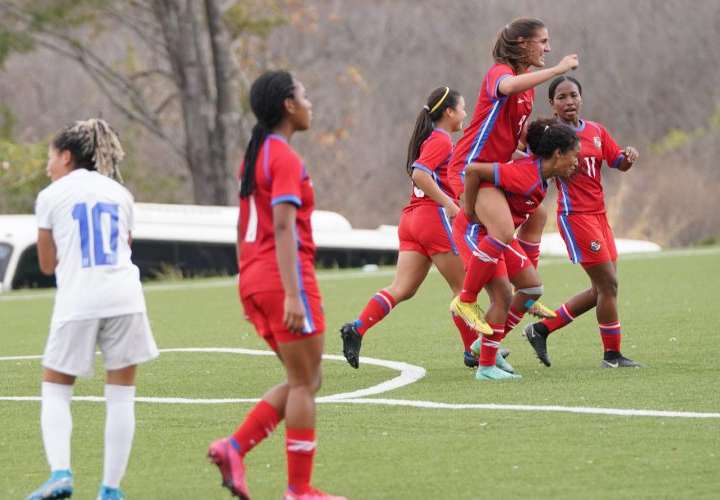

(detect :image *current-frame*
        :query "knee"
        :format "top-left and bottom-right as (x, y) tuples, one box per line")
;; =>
(517, 284), (544, 302)
(597, 276), (618, 297)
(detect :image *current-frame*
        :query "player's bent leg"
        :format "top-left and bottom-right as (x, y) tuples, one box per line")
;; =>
(340, 251), (430, 368)
(432, 251), (482, 366)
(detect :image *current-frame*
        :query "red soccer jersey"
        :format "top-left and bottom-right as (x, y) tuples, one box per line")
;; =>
(404, 128), (454, 212)
(448, 63), (534, 197)
(492, 156), (548, 228)
(237, 134), (318, 297)
(555, 120), (623, 215)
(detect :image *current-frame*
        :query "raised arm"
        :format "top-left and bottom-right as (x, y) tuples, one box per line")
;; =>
(498, 54), (579, 96)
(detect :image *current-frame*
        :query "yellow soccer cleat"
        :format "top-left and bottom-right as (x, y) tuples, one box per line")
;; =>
(528, 300), (557, 319)
(450, 296), (493, 336)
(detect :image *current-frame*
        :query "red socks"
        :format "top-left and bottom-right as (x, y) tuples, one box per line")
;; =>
(478, 323), (506, 367)
(599, 321), (622, 352)
(504, 305), (526, 334)
(231, 400), (281, 456)
(459, 236), (507, 303)
(518, 239), (541, 269)
(286, 427), (316, 494)
(541, 303), (575, 335)
(355, 290), (397, 335)
(452, 313), (479, 351)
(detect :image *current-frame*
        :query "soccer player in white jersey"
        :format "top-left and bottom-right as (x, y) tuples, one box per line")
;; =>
(27, 119), (159, 500)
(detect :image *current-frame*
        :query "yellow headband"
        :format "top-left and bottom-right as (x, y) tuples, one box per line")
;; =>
(429, 86), (450, 114)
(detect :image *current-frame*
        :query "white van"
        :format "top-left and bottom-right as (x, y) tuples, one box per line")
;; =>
(0, 203), (400, 292)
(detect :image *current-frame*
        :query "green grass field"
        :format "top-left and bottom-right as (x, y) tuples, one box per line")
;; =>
(2, 248), (720, 499)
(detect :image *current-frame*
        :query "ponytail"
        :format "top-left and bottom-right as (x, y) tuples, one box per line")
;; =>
(239, 70), (295, 198)
(406, 86), (460, 175)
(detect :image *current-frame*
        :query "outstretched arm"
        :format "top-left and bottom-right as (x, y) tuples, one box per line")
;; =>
(498, 55), (579, 96)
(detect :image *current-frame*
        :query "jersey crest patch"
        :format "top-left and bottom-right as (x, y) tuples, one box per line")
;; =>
(593, 137), (602, 149)
(590, 240), (602, 252)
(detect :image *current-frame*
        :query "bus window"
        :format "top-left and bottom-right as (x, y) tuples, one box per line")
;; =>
(0, 243), (11, 283)
(11, 245), (56, 289)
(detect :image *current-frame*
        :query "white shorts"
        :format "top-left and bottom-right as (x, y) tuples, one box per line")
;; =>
(43, 313), (159, 378)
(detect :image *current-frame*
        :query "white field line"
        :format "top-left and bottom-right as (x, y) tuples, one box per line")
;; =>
(1, 348), (719, 419)
(2, 246), (718, 303)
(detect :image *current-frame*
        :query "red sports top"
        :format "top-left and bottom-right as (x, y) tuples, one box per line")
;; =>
(491, 156), (548, 228)
(237, 134), (318, 297)
(555, 119), (624, 215)
(404, 128), (454, 212)
(448, 63), (534, 197)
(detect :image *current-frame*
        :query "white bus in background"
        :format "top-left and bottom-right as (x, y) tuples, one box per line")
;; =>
(0, 203), (400, 292)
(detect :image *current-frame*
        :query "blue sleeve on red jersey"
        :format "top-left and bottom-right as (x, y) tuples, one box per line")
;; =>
(486, 64), (514, 99)
(412, 133), (452, 175)
(270, 144), (304, 207)
(600, 125), (623, 168)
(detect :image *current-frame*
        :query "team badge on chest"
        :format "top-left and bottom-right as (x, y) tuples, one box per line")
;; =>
(593, 136), (602, 149)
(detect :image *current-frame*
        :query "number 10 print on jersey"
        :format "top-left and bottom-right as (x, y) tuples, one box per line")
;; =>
(72, 202), (120, 267)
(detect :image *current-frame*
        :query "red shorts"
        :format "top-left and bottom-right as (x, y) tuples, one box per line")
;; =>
(557, 212), (617, 266)
(241, 290), (324, 351)
(451, 212), (530, 279)
(398, 205), (458, 258)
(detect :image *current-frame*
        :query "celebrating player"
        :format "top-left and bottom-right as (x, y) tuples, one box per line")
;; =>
(448, 17), (579, 331)
(524, 76), (641, 368)
(28, 119), (159, 500)
(207, 71), (345, 500)
(340, 86), (511, 371)
(460, 119), (580, 380)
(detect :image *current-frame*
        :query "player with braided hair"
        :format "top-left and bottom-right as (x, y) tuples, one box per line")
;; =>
(458, 119), (580, 380)
(207, 70), (345, 500)
(28, 119), (158, 500)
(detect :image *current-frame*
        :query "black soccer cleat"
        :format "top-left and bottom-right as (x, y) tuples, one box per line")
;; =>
(340, 322), (363, 369)
(601, 352), (643, 368)
(524, 323), (551, 367)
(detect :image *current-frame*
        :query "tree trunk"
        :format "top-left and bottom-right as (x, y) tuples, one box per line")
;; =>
(205, 0), (243, 205)
(153, 0), (232, 205)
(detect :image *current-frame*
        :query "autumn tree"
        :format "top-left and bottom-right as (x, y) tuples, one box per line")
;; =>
(0, 0), (286, 205)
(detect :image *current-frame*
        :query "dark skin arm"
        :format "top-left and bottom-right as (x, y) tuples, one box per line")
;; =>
(463, 162), (516, 243)
(273, 202), (305, 333)
(616, 146), (639, 172)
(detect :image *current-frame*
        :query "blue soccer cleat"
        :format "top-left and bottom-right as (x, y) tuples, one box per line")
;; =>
(27, 470), (73, 500)
(470, 339), (513, 372)
(475, 365), (522, 381)
(97, 486), (125, 500)
(463, 350), (479, 368)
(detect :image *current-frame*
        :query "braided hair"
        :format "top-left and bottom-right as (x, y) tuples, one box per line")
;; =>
(239, 70), (296, 198)
(52, 118), (125, 182)
(406, 86), (460, 175)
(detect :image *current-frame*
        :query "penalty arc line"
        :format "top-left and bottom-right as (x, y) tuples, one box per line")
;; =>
(2, 348), (719, 419)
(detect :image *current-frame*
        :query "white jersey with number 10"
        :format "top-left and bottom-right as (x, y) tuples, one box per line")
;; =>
(35, 169), (146, 323)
